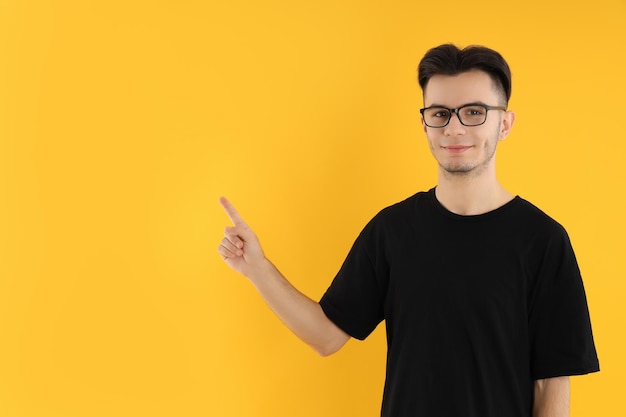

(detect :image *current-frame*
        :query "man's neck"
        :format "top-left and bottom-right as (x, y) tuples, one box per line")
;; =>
(435, 170), (514, 216)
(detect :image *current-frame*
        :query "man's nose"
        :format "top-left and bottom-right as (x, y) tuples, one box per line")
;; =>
(444, 112), (466, 135)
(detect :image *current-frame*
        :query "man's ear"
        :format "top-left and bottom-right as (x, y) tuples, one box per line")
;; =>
(498, 110), (516, 140)
(421, 116), (428, 134)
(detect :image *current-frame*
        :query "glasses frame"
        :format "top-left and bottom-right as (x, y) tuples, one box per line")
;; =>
(419, 104), (507, 128)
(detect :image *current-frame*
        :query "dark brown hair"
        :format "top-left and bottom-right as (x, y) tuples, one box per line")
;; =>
(418, 44), (512, 104)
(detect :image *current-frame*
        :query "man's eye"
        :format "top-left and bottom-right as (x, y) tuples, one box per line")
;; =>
(464, 107), (485, 116)
(434, 111), (449, 118)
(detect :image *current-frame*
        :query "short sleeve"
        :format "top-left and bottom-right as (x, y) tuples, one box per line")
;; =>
(319, 219), (389, 340)
(528, 226), (600, 379)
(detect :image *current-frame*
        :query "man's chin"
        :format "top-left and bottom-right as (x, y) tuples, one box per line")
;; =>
(440, 163), (475, 175)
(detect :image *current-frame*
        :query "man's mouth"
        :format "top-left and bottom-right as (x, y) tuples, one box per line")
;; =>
(443, 145), (473, 154)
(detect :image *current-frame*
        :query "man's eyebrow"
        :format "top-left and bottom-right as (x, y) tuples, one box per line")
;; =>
(426, 101), (490, 108)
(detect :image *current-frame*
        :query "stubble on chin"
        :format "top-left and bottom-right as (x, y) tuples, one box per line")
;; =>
(440, 161), (478, 177)
(429, 120), (503, 179)
(436, 140), (499, 179)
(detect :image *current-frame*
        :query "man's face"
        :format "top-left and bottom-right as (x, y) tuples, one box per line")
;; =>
(421, 70), (515, 177)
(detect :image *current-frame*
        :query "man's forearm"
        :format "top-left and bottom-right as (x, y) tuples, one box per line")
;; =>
(533, 376), (570, 417)
(218, 197), (350, 356)
(249, 259), (350, 356)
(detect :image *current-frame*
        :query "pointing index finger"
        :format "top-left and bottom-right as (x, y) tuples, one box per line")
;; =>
(219, 196), (246, 226)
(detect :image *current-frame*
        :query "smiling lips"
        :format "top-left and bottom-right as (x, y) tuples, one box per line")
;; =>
(443, 145), (473, 154)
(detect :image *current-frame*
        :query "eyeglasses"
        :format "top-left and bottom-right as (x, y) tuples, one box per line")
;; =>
(420, 104), (507, 128)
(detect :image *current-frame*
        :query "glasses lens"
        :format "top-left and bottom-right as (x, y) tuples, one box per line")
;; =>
(458, 105), (487, 126)
(423, 107), (450, 127)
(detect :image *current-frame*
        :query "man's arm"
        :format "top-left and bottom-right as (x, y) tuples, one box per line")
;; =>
(217, 197), (350, 356)
(533, 376), (570, 417)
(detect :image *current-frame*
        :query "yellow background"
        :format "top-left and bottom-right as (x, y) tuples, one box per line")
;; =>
(1, 0), (624, 416)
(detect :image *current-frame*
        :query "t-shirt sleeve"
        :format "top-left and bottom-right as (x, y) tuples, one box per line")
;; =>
(319, 219), (389, 340)
(528, 226), (600, 379)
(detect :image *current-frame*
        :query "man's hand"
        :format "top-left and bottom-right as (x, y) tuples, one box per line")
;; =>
(217, 197), (267, 278)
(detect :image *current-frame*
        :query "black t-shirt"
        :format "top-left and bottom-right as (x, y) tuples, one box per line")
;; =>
(320, 189), (599, 417)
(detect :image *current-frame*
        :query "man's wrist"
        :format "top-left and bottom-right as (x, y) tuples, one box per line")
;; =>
(246, 257), (275, 283)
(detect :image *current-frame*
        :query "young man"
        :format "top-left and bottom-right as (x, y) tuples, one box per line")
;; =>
(217, 44), (600, 417)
